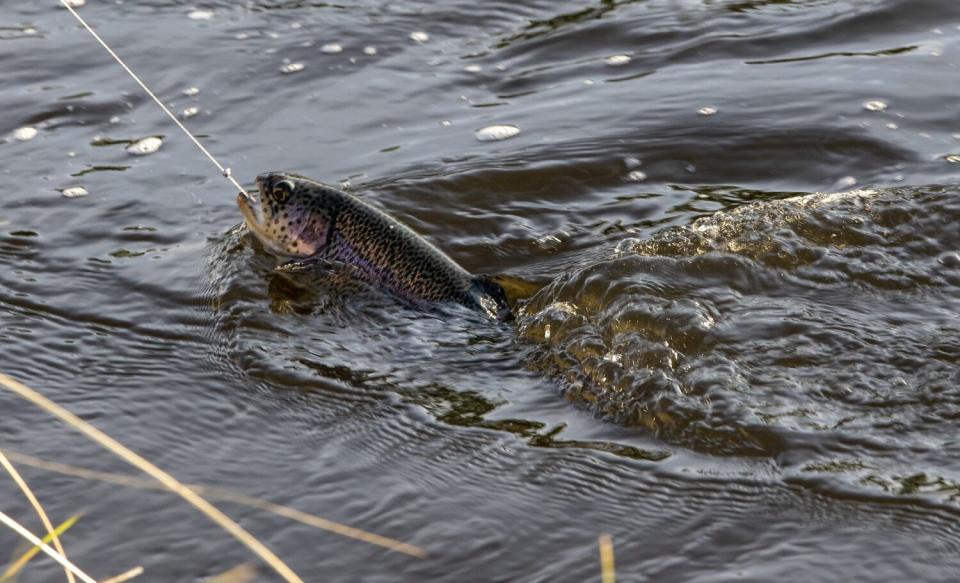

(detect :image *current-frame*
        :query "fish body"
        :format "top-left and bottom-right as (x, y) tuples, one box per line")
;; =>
(237, 172), (509, 318)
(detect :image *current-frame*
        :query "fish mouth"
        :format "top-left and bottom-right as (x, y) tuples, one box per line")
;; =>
(236, 184), (282, 253)
(236, 178), (297, 256)
(236, 189), (262, 226)
(237, 187), (258, 209)
(237, 175), (270, 226)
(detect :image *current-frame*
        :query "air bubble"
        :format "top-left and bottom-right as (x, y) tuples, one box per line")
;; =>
(126, 136), (162, 156)
(13, 127), (38, 141)
(697, 106), (718, 116)
(182, 106), (199, 118)
(464, 64), (482, 73)
(474, 124), (520, 141)
(605, 54), (631, 66)
(61, 186), (88, 199)
(614, 237), (641, 256)
(363, 46), (378, 55)
(187, 10), (213, 20)
(625, 170), (647, 182)
(863, 100), (887, 112)
(410, 31), (430, 43)
(938, 252), (960, 267)
(183, 86), (199, 96)
(281, 62), (305, 74)
(321, 43), (343, 54)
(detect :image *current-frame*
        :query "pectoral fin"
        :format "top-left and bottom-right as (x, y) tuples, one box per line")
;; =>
(276, 256), (323, 273)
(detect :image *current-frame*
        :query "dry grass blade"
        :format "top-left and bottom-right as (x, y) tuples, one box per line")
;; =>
(0, 450), (76, 583)
(4, 451), (426, 558)
(599, 534), (615, 583)
(0, 511), (96, 583)
(1, 514), (80, 582)
(99, 566), (144, 583)
(0, 373), (303, 583)
(206, 563), (258, 583)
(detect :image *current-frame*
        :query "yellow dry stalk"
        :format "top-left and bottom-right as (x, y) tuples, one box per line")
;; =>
(206, 563), (258, 583)
(0, 373), (303, 583)
(599, 534), (615, 583)
(99, 566), (145, 583)
(0, 511), (96, 583)
(0, 450), (76, 583)
(0, 514), (80, 582)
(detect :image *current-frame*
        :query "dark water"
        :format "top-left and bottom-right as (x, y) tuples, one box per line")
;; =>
(2, 0), (960, 580)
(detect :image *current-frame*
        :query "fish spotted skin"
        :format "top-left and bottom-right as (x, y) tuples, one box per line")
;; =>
(237, 171), (510, 318)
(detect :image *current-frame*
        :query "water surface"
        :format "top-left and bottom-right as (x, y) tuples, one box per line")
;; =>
(2, 0), (960, 580)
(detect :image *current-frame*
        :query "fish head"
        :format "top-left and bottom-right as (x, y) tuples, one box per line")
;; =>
(236, 171), (335, 257)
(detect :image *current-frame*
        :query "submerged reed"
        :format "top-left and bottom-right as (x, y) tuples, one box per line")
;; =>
(4, 450), (426, 558)
(0, 372), (303, 583)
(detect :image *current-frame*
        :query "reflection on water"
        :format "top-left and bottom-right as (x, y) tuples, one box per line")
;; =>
(2, 0), (960, 580)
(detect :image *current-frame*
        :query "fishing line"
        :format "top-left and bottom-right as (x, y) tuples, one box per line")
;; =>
(58, 0), (249, 197)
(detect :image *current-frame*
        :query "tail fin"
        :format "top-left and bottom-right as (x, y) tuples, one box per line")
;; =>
(469, 276), (512, 320)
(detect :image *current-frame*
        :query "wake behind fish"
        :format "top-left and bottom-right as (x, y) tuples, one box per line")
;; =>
(517, 185), (960, 501)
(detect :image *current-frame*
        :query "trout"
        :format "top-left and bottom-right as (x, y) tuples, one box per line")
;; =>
(236, 172), (509, 318)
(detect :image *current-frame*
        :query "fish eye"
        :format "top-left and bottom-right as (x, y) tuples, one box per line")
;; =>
(272, 180), (294, 203)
